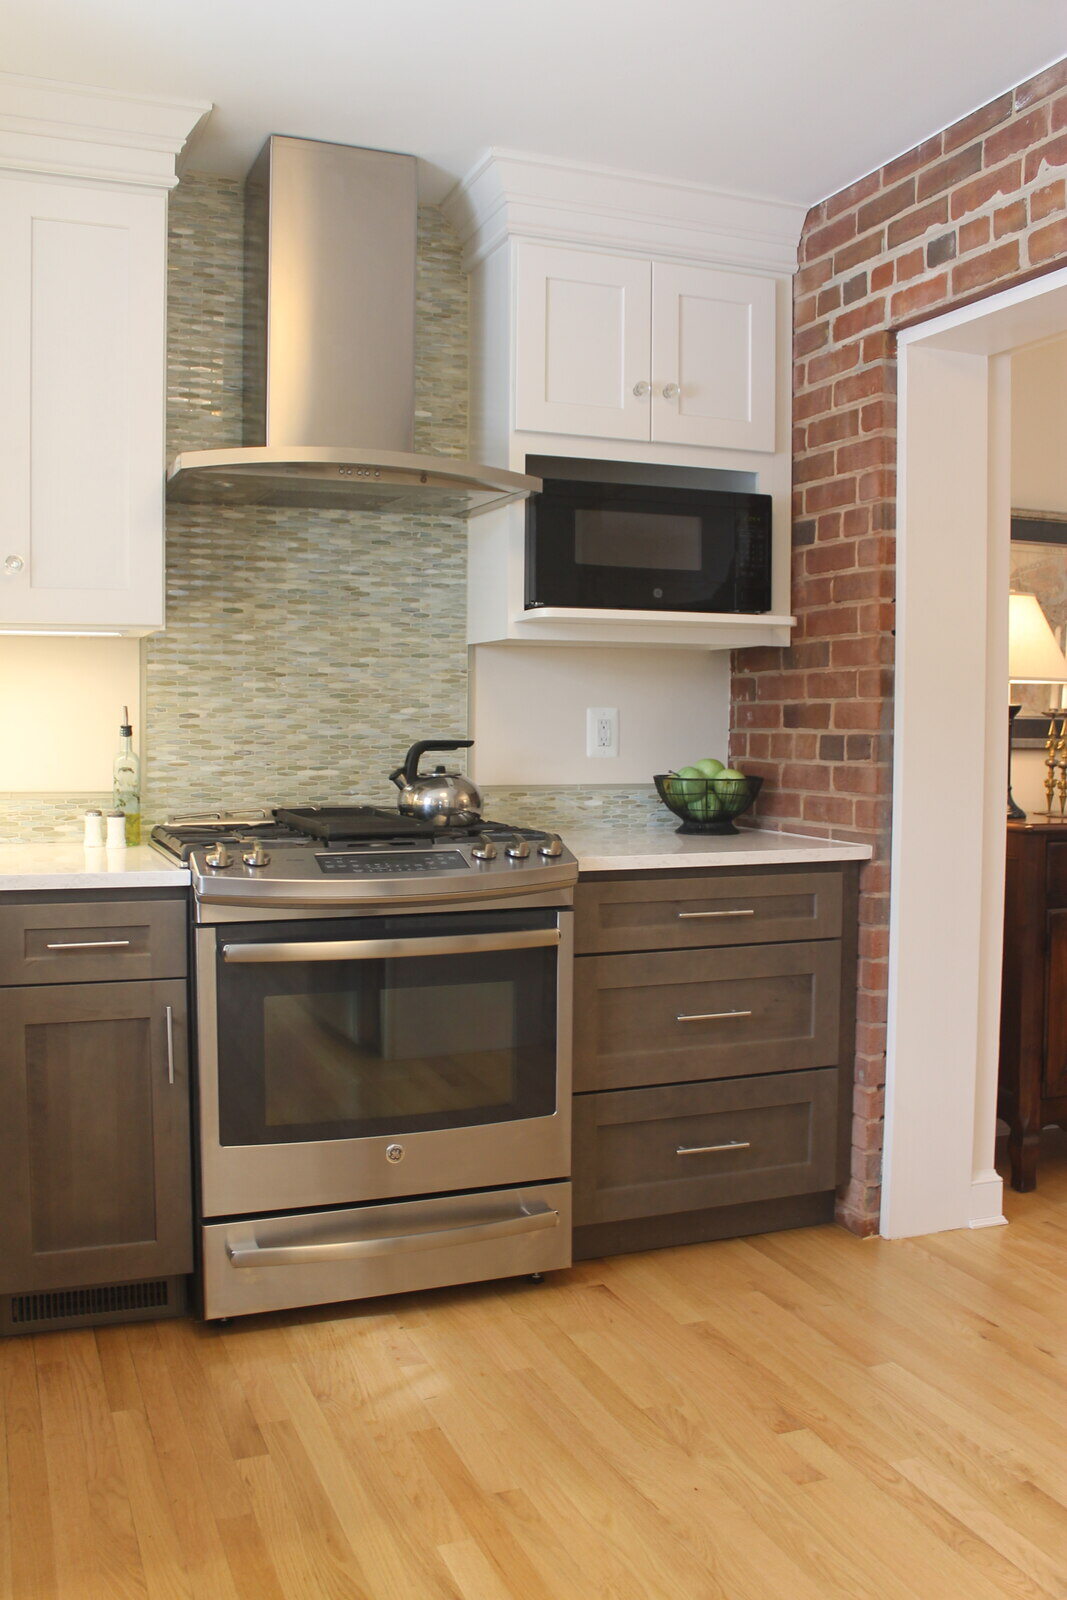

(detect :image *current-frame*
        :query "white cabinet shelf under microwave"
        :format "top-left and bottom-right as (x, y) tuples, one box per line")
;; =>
(466, 503), (794, 651)
(514, 243), (777, 454)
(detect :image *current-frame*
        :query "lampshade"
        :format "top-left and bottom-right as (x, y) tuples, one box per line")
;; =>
(1008, 593), (1067, 683)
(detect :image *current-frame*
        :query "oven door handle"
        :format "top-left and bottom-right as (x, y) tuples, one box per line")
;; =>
(220, 928), (561, 963)
(225, 1200), (559, 1268)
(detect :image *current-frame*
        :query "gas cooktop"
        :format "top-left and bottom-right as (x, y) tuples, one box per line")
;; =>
(151, 806), (578, 911)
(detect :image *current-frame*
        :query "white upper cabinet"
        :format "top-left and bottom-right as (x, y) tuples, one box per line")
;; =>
(516, 243), (776, 453)
(0, 181), (167, 630)
(442, 151), (805, 649)
(0, 76), (207, 635)
(515, 244), (652, 439)
(650, 262), (776, 452)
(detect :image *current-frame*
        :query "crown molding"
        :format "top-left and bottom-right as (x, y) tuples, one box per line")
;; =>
(442, 147), (805, 276)
(0, 73), (211, 190)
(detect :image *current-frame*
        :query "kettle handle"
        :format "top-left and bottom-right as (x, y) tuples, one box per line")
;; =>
(396, 739), (473, 788)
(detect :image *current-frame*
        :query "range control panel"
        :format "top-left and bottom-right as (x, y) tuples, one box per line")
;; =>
(316, 849), (469, 876)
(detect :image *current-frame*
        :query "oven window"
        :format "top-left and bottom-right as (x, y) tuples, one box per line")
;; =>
(214, 913), (558, 1145)
(574, 508), (703, 571)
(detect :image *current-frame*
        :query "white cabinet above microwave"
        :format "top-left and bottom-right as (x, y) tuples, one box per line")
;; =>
(514, 244), (776, 454)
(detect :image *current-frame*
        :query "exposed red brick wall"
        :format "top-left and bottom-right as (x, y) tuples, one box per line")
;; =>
(730, 58), (1067, 1234)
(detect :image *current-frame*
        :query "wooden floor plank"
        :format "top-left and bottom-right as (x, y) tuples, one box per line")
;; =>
(6, 1145), (1067, 1599)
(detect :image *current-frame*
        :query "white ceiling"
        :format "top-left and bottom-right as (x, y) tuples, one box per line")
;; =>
(2, 0), (1066, 207)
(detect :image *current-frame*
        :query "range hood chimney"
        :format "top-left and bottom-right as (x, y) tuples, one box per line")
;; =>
(166, 136), (537, 516)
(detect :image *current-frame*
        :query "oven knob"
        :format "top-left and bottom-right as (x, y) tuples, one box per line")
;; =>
(505, 836), (531, 859)
(471, 833), (498, 861)
(537, 833), (564, 858)
(242, 839), (271, 868)
(386, 1143), (405, 1163)
(204, 842), (233, 869)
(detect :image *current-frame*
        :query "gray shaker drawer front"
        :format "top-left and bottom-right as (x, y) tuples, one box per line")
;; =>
(0, 900), (187, 986)
(573, 1069), (838, 1226)
(574, 940), (841, 1092)
(575, 870), (843, 954)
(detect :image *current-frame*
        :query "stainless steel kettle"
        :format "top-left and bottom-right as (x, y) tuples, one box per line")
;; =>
(388, 739), (482, 826)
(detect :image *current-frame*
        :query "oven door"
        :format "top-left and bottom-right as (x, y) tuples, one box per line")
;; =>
(195, 907), (572, 1217)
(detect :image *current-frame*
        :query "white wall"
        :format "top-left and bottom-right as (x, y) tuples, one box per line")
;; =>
(1012, 335), (1067, 515)
(0, 637), (141, 790)
(468, 644), (730, 785)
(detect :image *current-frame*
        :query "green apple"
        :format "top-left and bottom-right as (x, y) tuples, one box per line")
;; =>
(694, 757), (725, 778)
(712, 767), (747, 796)
(688, 791), (723, 821)
(674, 764), (704, 799)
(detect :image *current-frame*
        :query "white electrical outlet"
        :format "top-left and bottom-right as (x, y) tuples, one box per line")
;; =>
(586, 706), (619, 758)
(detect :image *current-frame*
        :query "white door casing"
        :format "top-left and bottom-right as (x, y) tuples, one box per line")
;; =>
(885, 262), (1067, 1238)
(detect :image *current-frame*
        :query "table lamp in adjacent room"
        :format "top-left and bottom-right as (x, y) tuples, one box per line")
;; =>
(1007, 592), (1067, 820)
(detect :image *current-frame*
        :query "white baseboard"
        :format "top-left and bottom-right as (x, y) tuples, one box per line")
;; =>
(969, 1170), (1007, 1228)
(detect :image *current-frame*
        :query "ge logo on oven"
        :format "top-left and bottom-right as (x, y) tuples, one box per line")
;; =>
(385, 1143), (405, 1163)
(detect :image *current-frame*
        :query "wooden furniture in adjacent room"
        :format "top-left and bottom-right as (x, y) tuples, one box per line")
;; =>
(999, 818), (1067, 1190)
(571, 862), (858, 1258)
(0, 890), (192, 1333)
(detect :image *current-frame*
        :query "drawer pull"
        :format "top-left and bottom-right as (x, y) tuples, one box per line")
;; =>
(677, 908), (754, 919)
(676, 1140), (752, 1156)
(165, 1004), (176, 1086)
(44, 939), (132, 952)
(676, 1009), (753, 1023)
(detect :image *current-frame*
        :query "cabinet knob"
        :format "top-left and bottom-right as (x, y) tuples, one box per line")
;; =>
(3, 555), (25, 575)
(632, 381), (651, 398)
(662, 383), (681, 401)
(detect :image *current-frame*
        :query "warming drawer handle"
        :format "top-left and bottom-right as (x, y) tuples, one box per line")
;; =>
(676, 1009), (753, 1023)
(677, 1141), (752, 1156)
(45, 938), (132, 951)
(221, 928), (561, 964)
(225, 1201), (559, 1268)
(676, 909), (754, 920)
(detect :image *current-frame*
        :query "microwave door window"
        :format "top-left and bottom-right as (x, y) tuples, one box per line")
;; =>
(574, 510), (703, 571)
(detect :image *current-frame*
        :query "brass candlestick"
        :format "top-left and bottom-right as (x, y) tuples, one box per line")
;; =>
(1045, 714), (1059, 814)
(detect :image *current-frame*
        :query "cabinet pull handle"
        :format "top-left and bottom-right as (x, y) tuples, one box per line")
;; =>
(165, 1004), (175, 1085)
(677, 909), (754, 920)
(45, 938), (132, 951)
(676, 1009), (753, 1023)
(662, 382), (681, 401)
(677, 1141), (751, 1156)
(633, 380), (651, 398)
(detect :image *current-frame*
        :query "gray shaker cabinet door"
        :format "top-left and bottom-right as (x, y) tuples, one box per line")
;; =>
(0, 979), (192, 1293)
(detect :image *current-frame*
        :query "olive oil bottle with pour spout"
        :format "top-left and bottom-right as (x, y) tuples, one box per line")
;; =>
(112, 706), (141, 845)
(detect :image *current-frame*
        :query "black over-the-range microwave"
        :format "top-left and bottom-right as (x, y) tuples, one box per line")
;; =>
(524, 475), (772, 615)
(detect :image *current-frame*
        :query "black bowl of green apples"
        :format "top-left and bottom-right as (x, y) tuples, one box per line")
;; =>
(654, 760), (763, 835)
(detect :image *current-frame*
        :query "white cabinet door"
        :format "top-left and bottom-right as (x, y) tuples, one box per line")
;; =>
(651, 263), (776, 452)
(514, 243), (652, 440)
(0, 179), (167, 631)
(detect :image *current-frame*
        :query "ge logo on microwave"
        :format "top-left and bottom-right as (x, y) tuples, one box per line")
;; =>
(385, 1143), (405, 1163)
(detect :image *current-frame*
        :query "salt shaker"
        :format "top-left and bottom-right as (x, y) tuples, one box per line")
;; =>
(106, 811), (128, 849)
(83, 809), (106, 848)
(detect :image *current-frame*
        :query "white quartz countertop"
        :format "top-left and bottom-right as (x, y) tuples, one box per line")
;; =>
(562, 823), (872, 873)
(0, 843), (189, 890)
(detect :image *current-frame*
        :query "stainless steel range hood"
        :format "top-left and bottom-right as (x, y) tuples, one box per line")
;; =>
(166, 136), (537, 517)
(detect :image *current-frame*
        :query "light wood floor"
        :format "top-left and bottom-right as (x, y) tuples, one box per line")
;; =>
(5, 1145), (1067, 1600)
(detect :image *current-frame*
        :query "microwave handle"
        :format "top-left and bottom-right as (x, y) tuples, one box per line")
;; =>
(221, 927), (560, 964)
(225, 1200), (559, 1268)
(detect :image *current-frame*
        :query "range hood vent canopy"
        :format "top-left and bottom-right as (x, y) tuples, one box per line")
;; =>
(166, 136), (537, 516)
